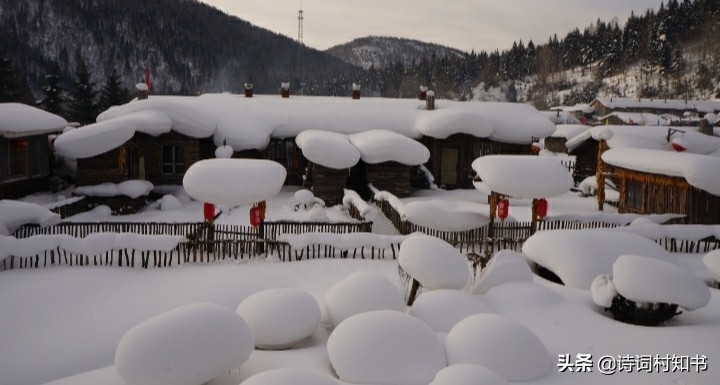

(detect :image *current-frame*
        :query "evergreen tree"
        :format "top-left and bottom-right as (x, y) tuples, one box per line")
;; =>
(68, 58), (98, 124)
(98, 66), (130, 112)
(0, 47), (33, 103)
(39, 61), (67, 117)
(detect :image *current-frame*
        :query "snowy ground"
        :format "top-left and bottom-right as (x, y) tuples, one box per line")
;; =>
(1, 186), (717, 385)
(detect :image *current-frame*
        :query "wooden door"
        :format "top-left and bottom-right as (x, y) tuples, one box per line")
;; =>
(441, 148), (458, 186)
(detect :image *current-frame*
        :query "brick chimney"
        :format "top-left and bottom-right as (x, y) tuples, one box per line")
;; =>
(352, 83), (361, 100)
(244, 83), (253, 98)
(135, 83), (149, 100)
(281, 82), (290, 98)
(425, 90), (435, 110)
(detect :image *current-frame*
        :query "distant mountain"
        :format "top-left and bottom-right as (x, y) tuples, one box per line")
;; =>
(0, 0), (359, 97)
(326, 36), (466, 70)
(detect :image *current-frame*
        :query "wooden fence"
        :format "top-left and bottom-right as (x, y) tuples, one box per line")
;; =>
(267, 240), (400, 262)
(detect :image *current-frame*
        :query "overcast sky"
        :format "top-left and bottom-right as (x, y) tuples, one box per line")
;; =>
(199, 1), (666, 53)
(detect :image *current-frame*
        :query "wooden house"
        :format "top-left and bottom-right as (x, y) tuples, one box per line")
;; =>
(602, 148), (720, 224)
(590, 97), (720, 120)
(0, 103), (67, 199)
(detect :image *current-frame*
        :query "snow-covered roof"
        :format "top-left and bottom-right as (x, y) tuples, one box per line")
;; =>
(0, 103), (68, 138)
(598, 112), (671, 126)
(550, 103), (594, 114)
(602, 148), (720, 196)
(540, 110), (579, 125)
(471, 155), (573, 199)
(565, 124), (720, 154)
(53, 94), (555, 159)
(550, 124), (591, 140)
(592, 97), (720, 114)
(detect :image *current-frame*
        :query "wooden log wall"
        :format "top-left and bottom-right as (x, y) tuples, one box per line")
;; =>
(367, 162), (412, 197)
(310, 164), (349, 206)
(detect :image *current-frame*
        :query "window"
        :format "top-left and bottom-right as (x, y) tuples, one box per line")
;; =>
(626, 180), (643, 210)
(7, 141), (28, 179)
(162, 144), (185, 175)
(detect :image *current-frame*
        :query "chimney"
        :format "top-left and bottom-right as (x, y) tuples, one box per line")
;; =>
(244, 83), (253, 98)
(418, 85), (428, 100)
(135, 83), (149, 100)
(425, 90), (435, 110)
(699, 118), (713, 135)
(351, 83), (361, 100)
(281, 82), (290, 98)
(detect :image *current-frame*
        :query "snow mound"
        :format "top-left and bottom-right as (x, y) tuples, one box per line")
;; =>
(348, 129), (429, 165)
(214, 143), (234, 158)
(0, 200), (61, 236)
(159, 194), (182, 211)
(403, 200), (490, 231)
(399, 235), (470, 290)
(483, 280), (564, 311)
(324, 271), (405, 328)
(613, 255), (711, 311)
(703, 250), (720, 283)
(409, 290), (494, 333)
(241, 367), (339, 385)
(74, 180), (154, 199)
(296, 130), (360, 169)
(183, 159), (286, 206)
(236, 288), (321, 350)
(591, 274), (617, 308)
(522, 229), (674, 289)
(327, 310), (447, 385)
(470, 250), (533, 295)
(471, 155), (573, 199)
(114, 303), (254, 385)
(294, 189), (316, 206)
(430, 364), (509, 385)
(444, 313), (552, 382)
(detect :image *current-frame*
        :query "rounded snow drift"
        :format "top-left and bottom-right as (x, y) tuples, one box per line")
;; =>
(327, 310), (446, 385)
(237, 288), (321, 350)
(445, 313), (552, 382)
(294, 189), (315, 205)
(241, 367), (339, 385)
(399, 235), (470, 290)
(704, 250), (720, 284)
(430, 364), (509, 385)
(470, 250), (533, 295)
(182, 158), (286, 206)
(409, 290), (493, 333)
(214, 144), (234, 158)
(115, 303), (254, 385)
(325, 271), (405, 328)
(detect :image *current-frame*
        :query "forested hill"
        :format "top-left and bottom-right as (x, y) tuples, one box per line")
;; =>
(326, 36), (466, 70)
(0, 0), (359, 96)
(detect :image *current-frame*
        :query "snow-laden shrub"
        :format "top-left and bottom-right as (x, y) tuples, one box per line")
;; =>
(324, 271), (405, 328)
(399, 235), (470, 291)
(115, 303), (254, 385)
(327, 310), (447, 385)
(241, 367), (339, 385)
(236, 288), (321, 350)
(409, 290), (493, 333)
(159, 194), (182, 211)
(445, 314), (552, 382)
(470, 250), (533, 294)
(430, 364), (509, 385)
(703, 250), (720, 288)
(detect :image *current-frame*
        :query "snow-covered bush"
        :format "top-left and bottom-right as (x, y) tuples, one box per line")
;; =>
(236, 288), (321, 350)
(324, 271), (405, 328)
(294, 189), (324, 211)
(159, 194), (182, 211)
(399, 235), (470, 291)
(703, 250), (720, 288)
(241, 367), (339, 385)
(409, 290), (493, 333)
(430, 364), (509, 385)
(444, 313), (552, 382)
(470, 250), (533, 295)
(114, 303), (254, 385)
(327, 310), (447, 385)
(592, 254), (712, 326)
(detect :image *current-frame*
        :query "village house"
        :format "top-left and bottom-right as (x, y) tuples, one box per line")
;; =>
(53, 90), (556, 209)
(589, 97), (720, 124)
(0, 103), (67, 199)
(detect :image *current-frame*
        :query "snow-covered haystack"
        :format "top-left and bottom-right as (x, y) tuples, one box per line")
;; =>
(703, 250), (720, 287)
(403, 200), (489, 231)
(182, 159), (286, 206)
(399, 235), (470, 291)
(592, 255), (712, 326)
(114, 303), (254, 385)
(471, 155), (573, 199)
(429, 364), (509, 385)
(74, 180), (154, 199)
(470, 250), (533, 295)
(0, 200), (61, 236)
(324, 271), (405, 328)
(159, 194), (182, 211)
(327, 310), (447, 385)
(409, 290), (493, 333)
(241, 367), (339, 385)
(236, 288), (321, 350)
(522, 229), (674, 288)
(444, 314), (552, 382)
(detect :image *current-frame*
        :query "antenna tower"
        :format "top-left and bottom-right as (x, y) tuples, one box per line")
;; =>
(297, 9), (304, 45)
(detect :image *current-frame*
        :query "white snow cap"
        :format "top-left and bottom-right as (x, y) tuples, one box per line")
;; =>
(703, 250), (720, 283)
(295, 130), (361, 169)
(241, 367), (339, 385)
(114, 303), (254, 385)
(348, 129), (430, 165)
(182, 159), (286, 206)
(430, 364), (509, 385)
(236, 288), (321, 349)
(522, 229), (674, 289)
(214, 143), (234, 158)
(612, 254), (711, 311)
(135, 83), (148, 91)
(470, 250), (533, 295)
(472, 155), (573, 199)
(324, 271), (405, 328)
(399, 235), (470, 290)
(403, 200), (490, 231)
(590, 274), (618, 308)
(327, 310), (447, 385)
(444, 313), (552, 382)
(409, 290), (494, 333)
(0, 200), (61, 236)
(0, 103), (67, 138)
(74, 180), (154, 199)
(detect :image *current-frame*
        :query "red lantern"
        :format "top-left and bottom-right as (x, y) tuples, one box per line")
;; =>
(536, 198), (548, 218)
(10, 139), (28, 149)
(249, 206), (262, 227)
(203, 202), (215, 223)
(497, 199), (509, 220)
(531, 142), (541, 154)
(671, 137), (687, 152)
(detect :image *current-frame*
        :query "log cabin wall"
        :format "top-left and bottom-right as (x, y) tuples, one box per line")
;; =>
(571, 140), (599, 182)
(310, 163), (349, 206)
(263, 138), (307, 186)
(1, 135), (53, 198)
(544, 137), (568, 153)
(367, 162), (412, 197)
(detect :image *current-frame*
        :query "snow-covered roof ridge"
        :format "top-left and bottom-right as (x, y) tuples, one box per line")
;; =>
(0, 103), (68, 138)
(54, 94), (555, 159)
(472, 155), (573, 199)
(602, 148), (720, 196)
(598, 111), (671, 126)
(592, 97), (720, 114)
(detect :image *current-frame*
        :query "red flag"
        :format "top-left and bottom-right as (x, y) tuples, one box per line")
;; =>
(145, 68), (151, 93)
